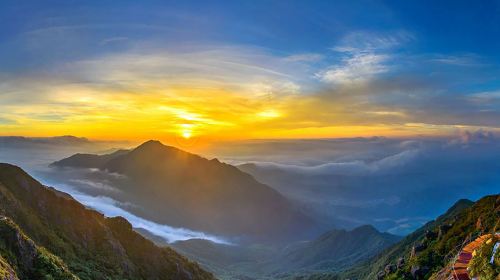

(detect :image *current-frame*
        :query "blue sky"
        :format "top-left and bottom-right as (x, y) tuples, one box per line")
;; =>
(3, 1), (499, 59)
(1, 0), (500, 140)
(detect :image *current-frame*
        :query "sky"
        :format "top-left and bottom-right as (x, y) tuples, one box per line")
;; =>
(1, 0), (500, 142)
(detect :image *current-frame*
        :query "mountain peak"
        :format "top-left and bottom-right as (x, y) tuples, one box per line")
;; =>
(132, 140), (185, 156)
(352, 224), (379, 234)
(136, 140), (164, 149)
(51, 141), (317, 241)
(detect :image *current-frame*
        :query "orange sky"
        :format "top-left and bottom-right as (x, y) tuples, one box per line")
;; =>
(1, 47), (497, 142)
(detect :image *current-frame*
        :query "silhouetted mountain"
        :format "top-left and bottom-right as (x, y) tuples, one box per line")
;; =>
(52, 140), (318, 242)
(0, 136), (91, 148)
(0, 163), (214, 280)
(51, 149), (129, 169)
(335, 195), (499, 280)
(169, 225), (400, 279)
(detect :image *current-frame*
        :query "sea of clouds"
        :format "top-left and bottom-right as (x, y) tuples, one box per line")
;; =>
(0, 136), (230, 244)
(1, 132), (499, 237)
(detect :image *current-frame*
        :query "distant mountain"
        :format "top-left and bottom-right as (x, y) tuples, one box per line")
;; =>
(334, 195), (500, 280)
(52, 140), (318, 242)
(0, 136), (91, 148)
(277, 225), (401, 273)
(0, 163), (214, 280)
(169, 225), (400, 279)
(51, 149), (129, 169)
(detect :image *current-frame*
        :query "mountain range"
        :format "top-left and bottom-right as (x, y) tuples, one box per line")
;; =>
(51, 140), (318, 242)
(168, 224), (400, 279)
(302, 194), (499, 280)
(0, 138), (498, 280)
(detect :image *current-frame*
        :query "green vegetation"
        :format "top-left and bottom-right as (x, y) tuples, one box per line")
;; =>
(0, 217), (78, 280)
(469, 235), (500, 280)
(340, 195), (500, 280)
(0, 255), (19, 280)
(169, 225), (399, 280)
(0, 163), (214, 280)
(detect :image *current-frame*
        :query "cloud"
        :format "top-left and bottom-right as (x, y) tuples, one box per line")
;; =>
(2, 38), (500, 140)
(316, 53), (389, 85)
(68, 179), (121, 193)
(284, 53), (324, 62)
(230, 134), (500, 234)
(315, 31), (413, 86)
(100, 37), (129, 45)
(429, 54), (484, 67)
(449, 129), (499, 146)
(45, 181), (230, 244)
(240, 148), (419, 176)
(468, 90), (500, 102)
(0, 45), (318, 140)
(331, 31), (414, 53)
(0, 117), (16, 125)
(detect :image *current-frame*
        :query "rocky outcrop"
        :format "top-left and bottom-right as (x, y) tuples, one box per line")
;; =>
(410, 242), (427, 259)
(396, 257), (405, 269)
(384, 264), (395, 274)
(410, 265), (429, 279)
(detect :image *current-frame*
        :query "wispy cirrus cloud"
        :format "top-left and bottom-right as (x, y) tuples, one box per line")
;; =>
(284, 53), (324, 62)
(316, 53), (389, 85)
(316, 31), (413, 86)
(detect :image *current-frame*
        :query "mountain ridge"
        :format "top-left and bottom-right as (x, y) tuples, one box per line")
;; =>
(169, 224), (400, 279)
(0, 162), (214, 280)
(51, 140), (319, 242)
(330, 194), (499, 280)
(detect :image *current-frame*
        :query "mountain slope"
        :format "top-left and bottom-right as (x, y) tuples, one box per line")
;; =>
(52, 140), (317, 241)
(169, 225), (400, 279)
(278, 225), (401, 273)
(0, 163), (214, 280)
(0, 217), (79, 280)
(51, 149), (129, 169)
(338, 195), (499, 280)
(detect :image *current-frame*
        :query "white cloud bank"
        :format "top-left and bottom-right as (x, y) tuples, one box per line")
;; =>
(51, 182), (231, 244)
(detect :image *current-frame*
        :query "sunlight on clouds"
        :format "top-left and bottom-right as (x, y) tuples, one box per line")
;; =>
(257, 109), (281, 118)
(0, 46), (312, 141)
(1, 43), (497, 141)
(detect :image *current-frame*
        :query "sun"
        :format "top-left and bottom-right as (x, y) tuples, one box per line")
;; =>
(181, 130), (192, 139)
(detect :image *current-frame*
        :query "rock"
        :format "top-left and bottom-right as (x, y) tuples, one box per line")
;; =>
(377, 270), (386, 280)
(425, 230), (437, 240)
(397, 257), (405, 269)
(476, 217), (482, 230)
(385, 264), (395, 274)
(411, 265), (429, 279)
(410, 243), (426, 258)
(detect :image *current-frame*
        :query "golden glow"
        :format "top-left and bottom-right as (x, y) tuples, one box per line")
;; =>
(0, 83), (482, 142)
(1, 47), (494, 144)
(182, 130), (192, 139)
(180, 124), (194, 139)
(257, 109), (281, 118)
(0, 70), (482, 142)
